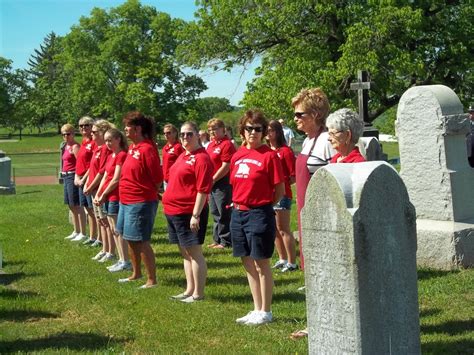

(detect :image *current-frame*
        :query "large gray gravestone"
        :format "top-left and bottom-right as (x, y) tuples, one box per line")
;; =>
(396, 85), (474, 269)
(0, 150), (16, 195)
(302, 162), (420, 354)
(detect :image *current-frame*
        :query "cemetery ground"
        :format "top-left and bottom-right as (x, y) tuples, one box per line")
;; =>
(0, 133), (472, 353)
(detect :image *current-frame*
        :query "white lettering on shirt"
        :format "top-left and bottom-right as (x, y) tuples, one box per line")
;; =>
(235, 163), (250, 178)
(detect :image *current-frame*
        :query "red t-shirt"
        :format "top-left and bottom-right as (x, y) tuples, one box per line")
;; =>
(230, 145), (285, 207)
(274, 145), (296, 199)
(119, 140), (163, 204)
(162, 147), (213, 215)
(162, 142), (184, 182)
(75, 138), (96, 176)
(330, 147), (366, 163)
(62, 143), (79, 172)
(206, 136), (236, 177)
(98, 150), (127, 202)
(86, 144), (111, 189)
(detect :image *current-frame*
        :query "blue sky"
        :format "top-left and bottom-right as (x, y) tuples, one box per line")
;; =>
(0, 0), (257, 106)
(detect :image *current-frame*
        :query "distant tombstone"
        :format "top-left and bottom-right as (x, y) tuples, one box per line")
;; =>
(360, 136), (388, 161)
(0, 150), (16, 195)
(396, 85), (474, 269)
(301, 162), (420, 354)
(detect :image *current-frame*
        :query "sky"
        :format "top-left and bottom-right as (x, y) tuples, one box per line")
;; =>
(0, 0), (257, 106)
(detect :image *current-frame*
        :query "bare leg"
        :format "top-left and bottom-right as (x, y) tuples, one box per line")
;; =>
(140, 241), (157, 286)
(241, 256), (262, 311)
(179, 246), (195, 295)
(85, 207), (97, 240)
(255, 258), (273, 312)
(108, 216), (122, 260)
(69, 205), (81, 233)
(276, 210), (296, 264)
(274, 229), (287, 261)
(185, 245), (207, 298)
(78, 206), (87, 235)
(127, 241), (142, 280)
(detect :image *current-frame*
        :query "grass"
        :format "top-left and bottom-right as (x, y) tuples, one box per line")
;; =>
(1, 185), (473, 354)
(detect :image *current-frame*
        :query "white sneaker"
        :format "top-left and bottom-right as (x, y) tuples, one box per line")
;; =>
(236, 311), (258, 324)
(245, 311), (273, 326)
(272, 260), (287, 269)
(108, 261), (130, 272)
(107, 261), (121, 271)
(65, 231), (78, 240)
(92, 251), (106, 261)
(71, 233), (86, 242)
(98, 253), (116, 263)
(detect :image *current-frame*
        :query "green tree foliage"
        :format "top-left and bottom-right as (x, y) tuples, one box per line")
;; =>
(186, 96), (233, 125)
(27, 32), (68, 131)
(0, 57), (31, 134)
(177, 1), (474, 132)
(58, 0), (207, 124)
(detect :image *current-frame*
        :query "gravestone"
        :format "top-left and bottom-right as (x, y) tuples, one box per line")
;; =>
(0, 150), (16, 195)
(396, 85), (474, 269)
(360, 136), (387, 161)
(301, 162), (420, 354)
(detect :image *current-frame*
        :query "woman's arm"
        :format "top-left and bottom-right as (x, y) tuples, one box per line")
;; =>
(272, 182), (285, 205)
(212, 162), (230, 184)
(190, 191), (208, 233)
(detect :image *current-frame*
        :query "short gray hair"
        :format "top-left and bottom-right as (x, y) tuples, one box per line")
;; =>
(78, 115), (94, 125)
(326, 108), (364, 144)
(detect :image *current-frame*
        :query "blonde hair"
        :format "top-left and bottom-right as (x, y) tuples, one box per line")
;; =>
(207, 118), (225, 129)
(61, 123), (75, 133)
(291, 88), (330, 126)
(105, 128), (128, 151)
(78, 116), (94, 126)
(93, 119), (116, 134)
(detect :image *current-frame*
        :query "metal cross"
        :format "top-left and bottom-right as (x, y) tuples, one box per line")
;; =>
(350, 70), (372, 123)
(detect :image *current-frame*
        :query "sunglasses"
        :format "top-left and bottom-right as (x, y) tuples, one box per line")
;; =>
(180, 132), (194, 138)
(294, 112), (308, 119)
(62, 133), (72, 136)
(91, 130), (99, 134)
(244, 126), (263, 133)
(79, 124), (91, 128)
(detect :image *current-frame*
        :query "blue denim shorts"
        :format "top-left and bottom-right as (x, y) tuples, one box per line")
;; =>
(106, 201), (119, 216)
(230, 204), (276, 260)
(273, 196), (292, 211)
(63, 174), (79, 206)
(165, 205), (209, 247)
(116, 201), (158, 242)
(79, 186), (93, 208)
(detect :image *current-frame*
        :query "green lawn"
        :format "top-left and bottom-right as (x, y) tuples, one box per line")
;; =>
(1, 185), (473, 353)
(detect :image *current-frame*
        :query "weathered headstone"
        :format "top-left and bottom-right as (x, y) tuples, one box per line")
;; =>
(360, 136), (388, 161)
(0, 150), (16, 195)
(396, 85), (474, 269)
(302, 162), (420, 354)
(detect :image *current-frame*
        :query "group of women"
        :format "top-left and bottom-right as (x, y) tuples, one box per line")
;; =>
(60, 87), (367, 328)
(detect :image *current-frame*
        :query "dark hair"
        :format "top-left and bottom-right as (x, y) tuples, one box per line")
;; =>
(268, 120), (286, 148)
(239, 109), (268, 138)
(122, 111), (156, 141)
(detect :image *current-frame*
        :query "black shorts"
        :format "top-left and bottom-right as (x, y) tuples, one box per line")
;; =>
(63, 174), (79, 206)
(166, 205), (209, 247)
(230, 204), (276, 260)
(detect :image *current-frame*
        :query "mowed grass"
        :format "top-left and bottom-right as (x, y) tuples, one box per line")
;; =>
(1, 186), (473, 353)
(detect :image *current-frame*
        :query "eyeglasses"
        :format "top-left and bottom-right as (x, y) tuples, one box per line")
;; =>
(328, 130), (344, 138)
(79, 124), (91, 128)
(163, 131), (172, 136)
(244, 126), (263, 133)
(180, 132), (194, 138)
(294, 112), (309, 119)
(62, 133), (71, 136)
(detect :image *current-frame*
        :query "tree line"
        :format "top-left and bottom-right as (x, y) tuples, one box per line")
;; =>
(1, 0), (472, 135)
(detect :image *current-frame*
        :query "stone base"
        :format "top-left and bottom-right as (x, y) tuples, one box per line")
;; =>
(417, 219), (474, 269)
(0, 183), (16, 195)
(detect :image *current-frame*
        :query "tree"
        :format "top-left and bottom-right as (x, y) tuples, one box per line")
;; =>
(177, 1), (474, 128)
(185, 96), (233, 125)
(27, 32), (68, 132)
(58, 0), (207, 124)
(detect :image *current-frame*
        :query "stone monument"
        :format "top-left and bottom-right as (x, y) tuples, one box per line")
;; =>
(396, 85), (474, 269)
(0, 150), (15, 194)
(302, 162), (420, 354)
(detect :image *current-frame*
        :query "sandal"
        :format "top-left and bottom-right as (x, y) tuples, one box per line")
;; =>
(290, 328), (308, 340)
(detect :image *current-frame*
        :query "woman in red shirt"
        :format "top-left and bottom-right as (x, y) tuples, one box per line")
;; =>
(266, 120), (297, 273)
(94, 128), (130, 272)
(161, 123), (184, 190)
(117, 112), (163, 289)
(162, 121), (213, 303)
(230, 110), (285, 326)
(83, 119), (115, 261)
(60, 123), (83, 240)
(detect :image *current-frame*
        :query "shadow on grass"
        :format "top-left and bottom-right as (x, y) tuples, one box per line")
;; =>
(155, 251), (182, 258)
(419, 308), (441, 318)
(421, 339), (474, 354)
(0, 273), (27, 285)
(417, 268), (459, 280)
(1, 260), (26, 267)
(0, 309), (59, 322)
(0, 332), (127, 353)
(0, 288), (39, 299)
(421, 319), (474, 336)
(19, 190), (43, 195)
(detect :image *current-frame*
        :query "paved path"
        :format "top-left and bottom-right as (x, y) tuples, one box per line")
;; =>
(15, 175), (58, 186)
